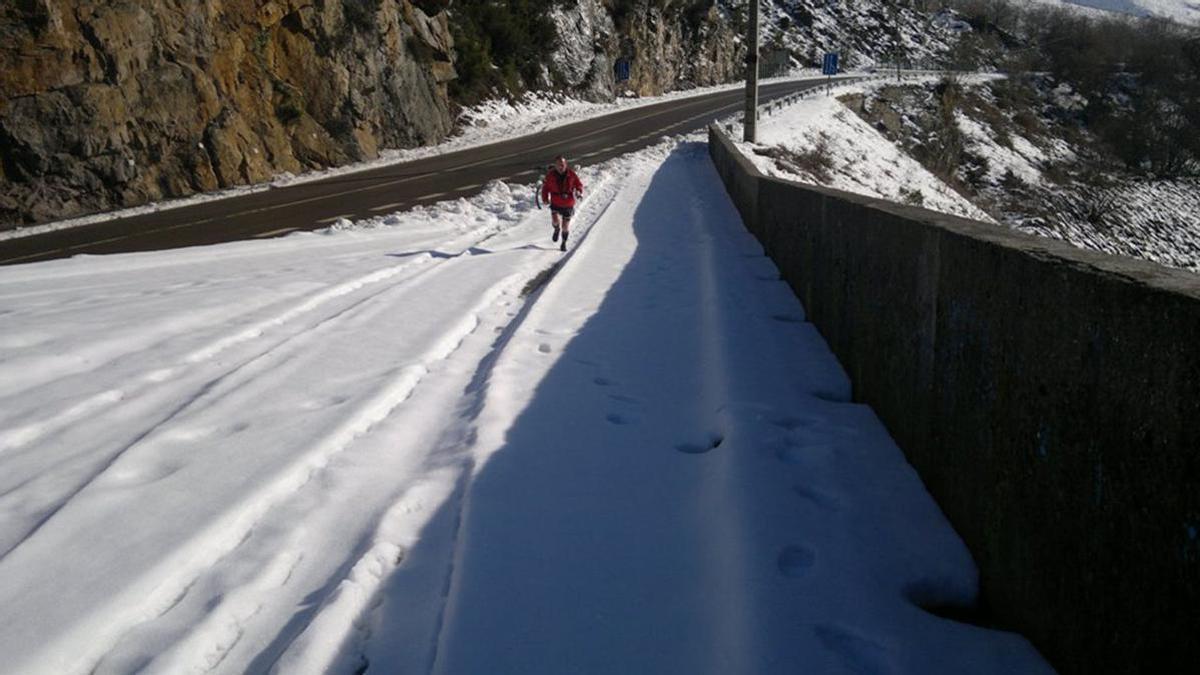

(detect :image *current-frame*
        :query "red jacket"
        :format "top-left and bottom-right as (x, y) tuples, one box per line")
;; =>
(541, 168), (584, 208)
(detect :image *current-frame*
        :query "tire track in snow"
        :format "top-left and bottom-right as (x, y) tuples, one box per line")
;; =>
(0, 230), (505, 563)
(239, 203), (628, 672)
(113, 275), (539, 674)
(0, 149), (633, 675)
(0, 229), (491, 455)
(419, 168), (630, 675)
(0, 225), (534, 549)
(66, 223), (571, 675)
(260, 170), (629, 675)
(6, 272), (517, 674)
(2, 234), (492, 542)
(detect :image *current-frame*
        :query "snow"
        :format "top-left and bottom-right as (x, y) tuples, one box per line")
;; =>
(1020, 0), (1200, 23)
(955, 111), (1047, 186)
(732, 74), (1200, 275)
(737, 78), (996, 223)
(1016, 178), (1200, 272)
(0, 136), (1052, 673)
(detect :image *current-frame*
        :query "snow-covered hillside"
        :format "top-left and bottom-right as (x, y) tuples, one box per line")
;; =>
(737, 78), (995, 223)
(1022, 0), (1200, 23)
(739, 77), (1200, 274)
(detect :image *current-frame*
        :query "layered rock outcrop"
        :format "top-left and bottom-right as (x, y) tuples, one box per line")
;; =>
(614, 1), (744, 96)
(548, 0), (620, 101)
(1, 0), (456, 227)
(548, 0), (744, 101)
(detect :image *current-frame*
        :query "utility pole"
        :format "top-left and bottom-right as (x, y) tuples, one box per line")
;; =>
(743, 0), (759, 142)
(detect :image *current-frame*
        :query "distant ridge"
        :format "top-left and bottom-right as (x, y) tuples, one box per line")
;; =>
(1022, 0), (1200, 24)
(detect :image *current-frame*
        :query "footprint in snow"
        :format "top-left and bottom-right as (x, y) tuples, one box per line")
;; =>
(605, 413), (637, 426)
(676, 434), (724, 455)
(777, 545), (816, 577)
(794, 484), (841, 511)
(769, 415), (816, 432)
(810, 389), (852, 403)
(538, 343), (552, 354)
(608, 393), (641, 405)
(771, 413), (860, 437)
(593, 376), (616, 387)
(813, 624), (893, 675)
(776, 440), (834, 465)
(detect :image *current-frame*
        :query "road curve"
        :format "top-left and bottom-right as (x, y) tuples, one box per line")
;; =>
(0, 77), (829, 266)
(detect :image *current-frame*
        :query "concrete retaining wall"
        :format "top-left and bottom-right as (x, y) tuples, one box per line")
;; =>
(709, 124), (1200, 675)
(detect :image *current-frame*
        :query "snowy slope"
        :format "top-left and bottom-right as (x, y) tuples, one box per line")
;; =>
(0, 138), (1052, 673)
(736, 77), (1200, 275)
(737, 79), (995, 223)
(1021, 0), (1200, 23)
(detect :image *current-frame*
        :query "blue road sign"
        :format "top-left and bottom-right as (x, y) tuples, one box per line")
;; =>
(615, 57), (631, 82)
(822, 52), (839, 75)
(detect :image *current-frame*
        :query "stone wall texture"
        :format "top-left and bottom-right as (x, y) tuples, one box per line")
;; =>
(709, 123), (1200, 675)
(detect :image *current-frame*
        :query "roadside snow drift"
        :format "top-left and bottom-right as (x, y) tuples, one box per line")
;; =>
(0, 140), (1052, 674)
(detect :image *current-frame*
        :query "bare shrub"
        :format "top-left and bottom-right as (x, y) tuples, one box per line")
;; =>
(754, 136), (836, 183)
(900, 186), (926, 206)
(1056, 187), (1119, 232)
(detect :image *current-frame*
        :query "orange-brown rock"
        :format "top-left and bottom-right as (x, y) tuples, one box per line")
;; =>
(0, 0), (457, 227)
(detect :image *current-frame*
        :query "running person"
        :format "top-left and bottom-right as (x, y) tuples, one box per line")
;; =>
(541, 155), (584, 252)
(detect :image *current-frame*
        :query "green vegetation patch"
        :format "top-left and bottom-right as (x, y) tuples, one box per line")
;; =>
(448, 0), (568, 103)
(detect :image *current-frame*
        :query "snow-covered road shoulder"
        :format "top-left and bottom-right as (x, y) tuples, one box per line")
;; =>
(362, 143), (1054, 674)
(0, 138), (1051, 674)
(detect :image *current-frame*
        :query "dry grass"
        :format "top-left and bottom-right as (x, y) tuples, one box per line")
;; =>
(753, 136), (836, 183)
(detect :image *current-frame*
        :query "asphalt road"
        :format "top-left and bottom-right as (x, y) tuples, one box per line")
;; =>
(0, 77), (830, 266)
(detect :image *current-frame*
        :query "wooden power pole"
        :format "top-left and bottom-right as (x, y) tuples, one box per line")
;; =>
(743, 0), (760, 142)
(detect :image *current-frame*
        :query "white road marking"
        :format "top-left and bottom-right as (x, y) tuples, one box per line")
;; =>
(368, 202), (406, 212)
(254, 227), (299, 238)
(316, 214), (353, 224)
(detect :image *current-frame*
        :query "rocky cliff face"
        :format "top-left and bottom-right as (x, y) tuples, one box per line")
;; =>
(548, 0), (620, 101)
(1, 0), (456, 227)
(548, 0), (743, 100)
(614, 1), (745, 96)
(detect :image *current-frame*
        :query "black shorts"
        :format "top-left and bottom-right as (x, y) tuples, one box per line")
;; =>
(550, 205), (575, 219)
